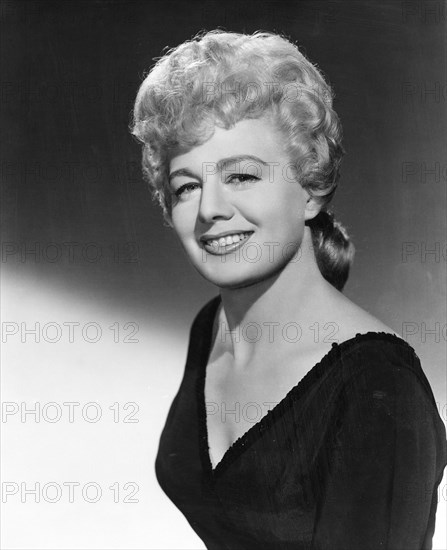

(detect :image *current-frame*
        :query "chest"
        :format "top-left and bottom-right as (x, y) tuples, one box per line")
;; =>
(204, 352), (322, 469)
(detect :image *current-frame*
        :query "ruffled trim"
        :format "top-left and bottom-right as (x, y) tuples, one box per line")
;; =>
(195, 294), (421, 483)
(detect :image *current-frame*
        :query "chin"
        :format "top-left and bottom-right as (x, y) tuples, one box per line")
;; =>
(192, 259), (275, 290)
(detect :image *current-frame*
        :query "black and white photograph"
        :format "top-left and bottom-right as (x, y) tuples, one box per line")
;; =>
(1, 1), (446, 549)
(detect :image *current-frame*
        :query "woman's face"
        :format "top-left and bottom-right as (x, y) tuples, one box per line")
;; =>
(168, 116), (316, 289)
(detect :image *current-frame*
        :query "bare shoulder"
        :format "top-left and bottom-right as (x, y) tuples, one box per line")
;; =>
(329, 290), (399, 342)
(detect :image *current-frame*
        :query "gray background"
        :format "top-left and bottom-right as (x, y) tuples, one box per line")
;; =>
(1, 0), (446, 548)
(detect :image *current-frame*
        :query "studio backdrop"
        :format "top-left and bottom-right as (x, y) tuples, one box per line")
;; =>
(1, 0), (446, 548)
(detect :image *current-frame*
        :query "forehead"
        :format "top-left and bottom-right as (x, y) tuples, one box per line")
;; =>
(169, 117), (288, 171)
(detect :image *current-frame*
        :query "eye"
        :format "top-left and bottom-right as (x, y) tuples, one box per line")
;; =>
(174, 183), (200, 198)
(173, 173), (260, 199)
(226, 173), (260, 185)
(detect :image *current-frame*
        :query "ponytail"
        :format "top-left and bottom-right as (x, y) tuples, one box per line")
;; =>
(307, 211), (355, 291)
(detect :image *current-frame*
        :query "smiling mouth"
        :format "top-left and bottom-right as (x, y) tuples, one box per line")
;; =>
(202, 231), (254, 255)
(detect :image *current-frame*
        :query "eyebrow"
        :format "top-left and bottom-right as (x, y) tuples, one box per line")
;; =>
(168, 155), (269, 182)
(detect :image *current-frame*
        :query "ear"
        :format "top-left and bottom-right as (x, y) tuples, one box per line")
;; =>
(303, 193), (321, 221)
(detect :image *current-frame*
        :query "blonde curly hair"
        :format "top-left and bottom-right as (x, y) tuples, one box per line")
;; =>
(130, 29), (354, 290)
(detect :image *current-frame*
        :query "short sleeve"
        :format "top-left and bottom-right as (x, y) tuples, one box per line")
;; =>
(312, 350), (447, 550)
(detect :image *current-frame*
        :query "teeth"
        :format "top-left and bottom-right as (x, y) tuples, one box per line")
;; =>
(206, 232), (251, 248)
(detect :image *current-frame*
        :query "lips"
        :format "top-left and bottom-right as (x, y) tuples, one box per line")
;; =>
(203, 231), (252, 246)
(200, 230), (253, 244)
(202, 231), (254, 255)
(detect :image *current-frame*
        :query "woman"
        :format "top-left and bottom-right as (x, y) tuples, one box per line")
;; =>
(131, 30), (446, 549)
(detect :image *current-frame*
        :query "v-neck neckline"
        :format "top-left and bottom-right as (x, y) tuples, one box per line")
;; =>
(196, 294), (411, 480)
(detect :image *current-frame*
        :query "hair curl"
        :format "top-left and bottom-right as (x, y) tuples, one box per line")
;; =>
(130, 29), (355, 290)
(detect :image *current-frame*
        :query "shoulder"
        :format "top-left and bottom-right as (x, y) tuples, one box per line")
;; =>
(334, 331), (421, 383)
(331, 332), (441, 425)
(335, 331), (418, 377)
(330, 290), (398, 341)
(318, 290), (441, 415)
(304, 286), (407, 374)
(330, 333), (447, 471)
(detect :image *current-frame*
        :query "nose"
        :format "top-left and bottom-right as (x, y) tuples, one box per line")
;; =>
(198, 179), (234, 223)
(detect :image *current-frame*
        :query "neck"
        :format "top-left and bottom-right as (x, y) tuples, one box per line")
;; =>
(216, 228), (337, 369)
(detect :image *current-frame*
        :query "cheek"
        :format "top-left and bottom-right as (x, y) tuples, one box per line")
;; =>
(171, 206), (195, 239)
(263, 186), (307, 226)
(171, 205), (190, 234)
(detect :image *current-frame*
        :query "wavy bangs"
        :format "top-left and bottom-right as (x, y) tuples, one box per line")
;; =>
(130, 30), (344, 225)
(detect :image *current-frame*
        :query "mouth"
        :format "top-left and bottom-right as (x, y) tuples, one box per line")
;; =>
(201, 231), (254, 255)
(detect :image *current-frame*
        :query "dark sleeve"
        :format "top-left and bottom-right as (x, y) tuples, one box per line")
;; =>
(312, 352), (447, 550)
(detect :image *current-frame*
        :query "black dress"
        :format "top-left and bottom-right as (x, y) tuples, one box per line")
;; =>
(155, 295), (447, 550)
